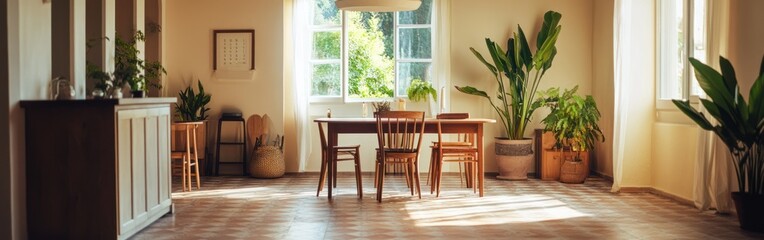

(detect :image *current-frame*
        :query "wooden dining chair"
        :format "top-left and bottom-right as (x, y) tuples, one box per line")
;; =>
(171, 121), (203, 191)
(316, 122), (363, 198)
(374, 111), (426, 202)
(430, 121), (479, 197)
(427, 133), (474, 187)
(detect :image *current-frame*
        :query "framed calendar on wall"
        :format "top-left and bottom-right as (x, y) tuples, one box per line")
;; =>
(213, 29), (255, 71)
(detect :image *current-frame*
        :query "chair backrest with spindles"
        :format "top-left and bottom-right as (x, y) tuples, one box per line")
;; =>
(375, 111), (426, 157)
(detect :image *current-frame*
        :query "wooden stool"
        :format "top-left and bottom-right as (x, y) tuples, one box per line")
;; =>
(172, 121), (203, 191)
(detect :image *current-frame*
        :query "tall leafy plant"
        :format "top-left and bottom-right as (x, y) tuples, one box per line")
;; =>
(456, 11), (562, 139)
(175, 80), (211, 121)
(540, 86), (604, 160)
(672, 56), (764, 195)
(113, 31), (166, 91)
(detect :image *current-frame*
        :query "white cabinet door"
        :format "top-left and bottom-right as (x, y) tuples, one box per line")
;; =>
(117, 107), (171, 236)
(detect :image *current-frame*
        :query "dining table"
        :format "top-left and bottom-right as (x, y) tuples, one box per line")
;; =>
(314, 117), (496, 199)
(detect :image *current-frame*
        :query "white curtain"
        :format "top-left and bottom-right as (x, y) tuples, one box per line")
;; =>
(293, 0), (312, 172)
(693, 0), (734, 212)
(611, 0), (633, 192)
(432, 0), (451, 114)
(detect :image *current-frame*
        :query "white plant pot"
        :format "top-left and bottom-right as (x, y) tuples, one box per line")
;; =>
(495, 138), (533, 180)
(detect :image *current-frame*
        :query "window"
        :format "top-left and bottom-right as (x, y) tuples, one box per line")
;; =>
(658, 0), (707, 101)
(309, 0), (434, 101)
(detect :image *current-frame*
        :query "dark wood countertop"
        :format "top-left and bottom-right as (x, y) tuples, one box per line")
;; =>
(20, 97), (177, 108)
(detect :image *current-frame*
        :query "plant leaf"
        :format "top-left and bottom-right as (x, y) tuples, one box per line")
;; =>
(672, 99), (714, 130)
(455, 86), (489, 99)
(470, 47), (497, 75)
(537, 11), (562, 51)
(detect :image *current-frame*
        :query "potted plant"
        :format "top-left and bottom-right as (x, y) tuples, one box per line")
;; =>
(113, 31), (166, 98)
(404, 78), (437, 112)
(539, 86), (604, 183)
(174, 80), (212, 172)
(455, 10), (562, 180)
(672, 56), (764, 232)
(175, 80), (211, 121)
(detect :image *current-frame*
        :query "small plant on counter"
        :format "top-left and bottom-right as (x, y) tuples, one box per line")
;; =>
(175, 80), (211, 121)
(113, 31), (166, 96)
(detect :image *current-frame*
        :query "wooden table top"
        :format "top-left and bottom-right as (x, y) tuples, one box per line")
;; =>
(314, 117), (496, 124)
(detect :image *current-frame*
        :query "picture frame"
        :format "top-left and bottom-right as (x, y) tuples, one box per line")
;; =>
(213, 29), (255, 71)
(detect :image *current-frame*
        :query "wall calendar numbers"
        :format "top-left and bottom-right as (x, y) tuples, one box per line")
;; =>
(214, 29), (255, 71)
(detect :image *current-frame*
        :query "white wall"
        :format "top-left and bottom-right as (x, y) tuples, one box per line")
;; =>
(450, 0), (594, 173)
(164, 0), (285, 174)
(6, 0), (53, 239)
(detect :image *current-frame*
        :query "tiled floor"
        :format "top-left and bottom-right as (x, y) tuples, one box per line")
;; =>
(132, 173), (764, 239)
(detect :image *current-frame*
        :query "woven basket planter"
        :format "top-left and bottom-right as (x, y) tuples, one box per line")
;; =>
(249, 146), (285, 178)
(559, 160), (587, 184)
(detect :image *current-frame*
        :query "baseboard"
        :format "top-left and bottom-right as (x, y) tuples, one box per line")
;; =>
(619, 186), (695, 207)
(590, 171), (613, 182)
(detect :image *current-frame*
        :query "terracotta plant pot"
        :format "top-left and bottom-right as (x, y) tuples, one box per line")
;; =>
(495, 138), (533, 180)
(731, 192), (764, 232)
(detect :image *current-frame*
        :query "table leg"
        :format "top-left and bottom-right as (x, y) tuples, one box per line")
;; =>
(327, 124), (338, 199)
(477, 124), (484, 197)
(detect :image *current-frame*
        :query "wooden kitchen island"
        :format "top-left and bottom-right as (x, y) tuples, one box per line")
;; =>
(21, 98), (176, 240)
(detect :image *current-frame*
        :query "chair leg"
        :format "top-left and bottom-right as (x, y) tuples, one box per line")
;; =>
(430, 151), (438, 194)
(436, 156), (445, 197)
(427, 149), (435, 186)
(181, 157), (187, 192)
(333, 156), (338, 189)
(376, 160), (385, 203)
(374, 160), (379, 188)
(408, 160), (414, 196)
(186, 157), (193, 192)
(413, 159), (421, 199)
(316, 152), (327, 196)
(192, 129), (201, 190)
(194, 158), (201, 190)
(459, 162), (465, 187)
(353, 151), (363, 199)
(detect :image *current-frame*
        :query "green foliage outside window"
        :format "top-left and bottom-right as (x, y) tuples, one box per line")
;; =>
(310, 0), (433, 99)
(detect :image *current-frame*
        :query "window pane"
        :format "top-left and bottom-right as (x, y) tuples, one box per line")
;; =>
(347, 11), (395, 98)
(398, 0), (432, 25)
(397, 62), (433, 97)
(658, 0), (686, 100)
(311, 63), (341, 96)
(690, 0), (706, 97)
(313, 0), (340, 26)
(312, 31), (341, 59)
(399, 28), (432, 59)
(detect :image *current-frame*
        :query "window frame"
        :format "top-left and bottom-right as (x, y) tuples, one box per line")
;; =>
(656, 0), (707, 110)
(309, 1), (436, 103)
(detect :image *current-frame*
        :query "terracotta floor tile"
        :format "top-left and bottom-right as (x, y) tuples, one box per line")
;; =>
(130, 175), (764, 240)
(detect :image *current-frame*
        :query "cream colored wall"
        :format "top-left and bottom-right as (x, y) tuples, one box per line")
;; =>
(729, 0), (764, 94)
(450, 0), (594, 173)
(651, 123), (698, 199)
(592, 0), (614, 177)
(6, 0), (52, 239)
(164, 0), (285, 173)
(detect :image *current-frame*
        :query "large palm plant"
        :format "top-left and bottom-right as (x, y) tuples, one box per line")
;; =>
(456, 11), (562, 139)
(672, 56), (764, 195)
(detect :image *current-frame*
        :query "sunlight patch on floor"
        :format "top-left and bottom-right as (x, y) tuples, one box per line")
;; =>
(172, 187), (273, 199)
(405, 194), (590, 226)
